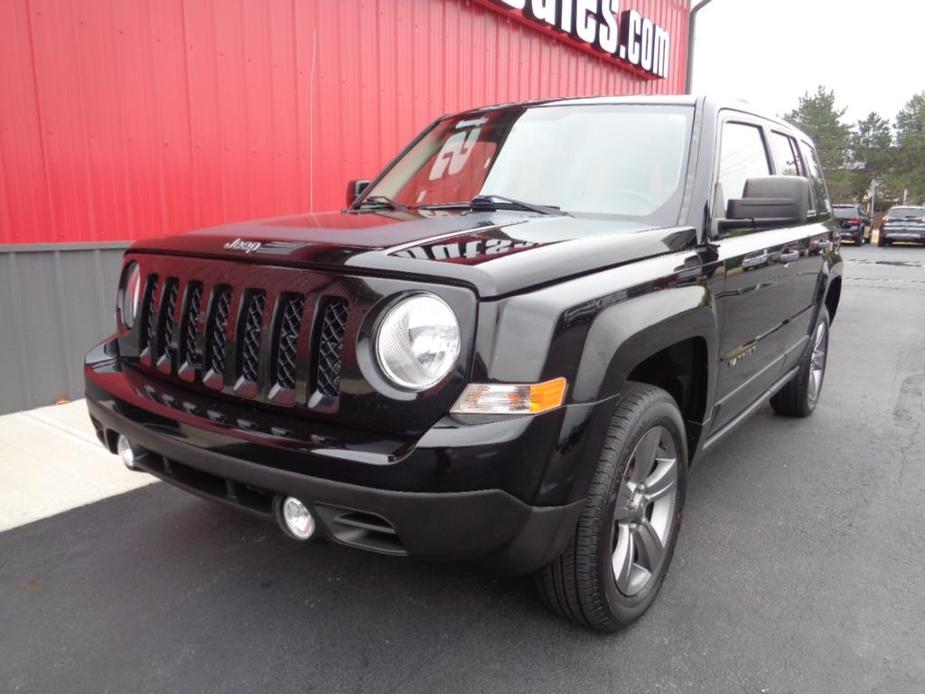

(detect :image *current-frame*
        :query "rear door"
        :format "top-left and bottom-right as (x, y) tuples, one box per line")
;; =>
(790, 139), (833, 355)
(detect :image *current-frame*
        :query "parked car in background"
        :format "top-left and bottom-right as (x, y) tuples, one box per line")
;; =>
(879, 205), (925, 246)
(832, 204), (871, 244)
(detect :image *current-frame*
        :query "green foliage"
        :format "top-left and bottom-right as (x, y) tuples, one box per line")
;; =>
(893, 92), (925, 202)
(849, 112), (894, 202)
(784, 86), (852, 173)
(782, 87), (925, 208)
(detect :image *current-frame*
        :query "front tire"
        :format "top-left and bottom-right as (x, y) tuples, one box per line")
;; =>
(770, 308), (830, 417)
(534, 382), (687, 632)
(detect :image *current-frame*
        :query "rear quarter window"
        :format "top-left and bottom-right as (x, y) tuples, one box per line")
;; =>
(799, 140), (832, 215)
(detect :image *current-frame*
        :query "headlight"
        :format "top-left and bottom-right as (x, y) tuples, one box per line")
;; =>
(118, 261), (143, 330)
(375, 294), (460, 390)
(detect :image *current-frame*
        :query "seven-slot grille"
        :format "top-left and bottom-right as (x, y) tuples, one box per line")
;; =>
(134, 275), (349, 405)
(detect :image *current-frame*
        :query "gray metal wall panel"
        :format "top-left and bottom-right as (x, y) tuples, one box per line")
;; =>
(0, 244), (127, 414)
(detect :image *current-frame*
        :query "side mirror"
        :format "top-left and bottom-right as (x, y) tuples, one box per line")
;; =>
(720, 176), (812, 232)
(345, 179), (370, 208)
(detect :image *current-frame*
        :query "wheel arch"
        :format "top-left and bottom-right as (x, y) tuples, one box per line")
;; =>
(825, 275), (842, 321)
(572, 287), (717, 459)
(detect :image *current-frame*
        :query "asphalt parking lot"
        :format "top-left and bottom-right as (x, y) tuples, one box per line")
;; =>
(2, 242), (924, 694)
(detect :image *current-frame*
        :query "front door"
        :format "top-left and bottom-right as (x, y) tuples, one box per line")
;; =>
(709, 119), (812, 432)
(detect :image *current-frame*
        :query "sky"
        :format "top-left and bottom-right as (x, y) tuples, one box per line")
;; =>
(691, 0), (924, 126)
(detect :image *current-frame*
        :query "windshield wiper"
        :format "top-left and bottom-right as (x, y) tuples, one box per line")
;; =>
(469, 194), (564, 216)
(355, 195), (410, 213)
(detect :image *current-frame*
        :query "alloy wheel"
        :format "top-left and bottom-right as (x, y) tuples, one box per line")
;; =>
(807, 320), (828, 404)
(612, 426), (679, 596)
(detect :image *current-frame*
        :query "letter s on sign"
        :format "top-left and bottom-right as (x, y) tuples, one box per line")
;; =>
(573, 0), (599, 44)
(596, 0), (620, 54)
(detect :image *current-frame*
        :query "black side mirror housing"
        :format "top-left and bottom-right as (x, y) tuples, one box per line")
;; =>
(718, 176), (812, 233)
(345, 179), (371, 208)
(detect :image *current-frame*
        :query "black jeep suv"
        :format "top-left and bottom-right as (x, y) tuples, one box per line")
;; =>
(833, 203), (871, 244)
(85, 96), (842, 631)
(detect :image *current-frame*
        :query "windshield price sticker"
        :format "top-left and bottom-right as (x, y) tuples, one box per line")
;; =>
(486, 0), (670, 79)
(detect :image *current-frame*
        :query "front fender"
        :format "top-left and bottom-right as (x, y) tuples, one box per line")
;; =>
(572, 285), (718, 404)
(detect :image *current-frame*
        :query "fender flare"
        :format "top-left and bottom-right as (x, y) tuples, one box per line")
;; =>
(572, 284), (718, 407)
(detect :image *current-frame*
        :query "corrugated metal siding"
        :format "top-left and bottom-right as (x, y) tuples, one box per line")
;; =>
(0, 0), (690, 245)
(0, 245), (126, 413)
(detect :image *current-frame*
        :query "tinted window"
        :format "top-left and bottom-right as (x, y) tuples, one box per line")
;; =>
(717, 122), (771, 209)
(799, 141), (831, 214)
(769, 132), (803, 176)
(832, 206), (859, 219)
(887, 206), (925, 218)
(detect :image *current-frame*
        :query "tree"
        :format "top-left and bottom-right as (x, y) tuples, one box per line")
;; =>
(848, 112), (893, 202)
(894, 92), (925, 203)
(783, 86), (854, 201)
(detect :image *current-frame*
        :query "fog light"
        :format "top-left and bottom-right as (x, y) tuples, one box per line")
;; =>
(117, 435), (137, 470)
(280, 497), (316, 541)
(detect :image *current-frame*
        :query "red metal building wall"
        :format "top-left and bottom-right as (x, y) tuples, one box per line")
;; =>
(0, 0), (690, 245)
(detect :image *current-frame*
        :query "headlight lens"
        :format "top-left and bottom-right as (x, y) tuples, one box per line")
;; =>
(375, 294), (460, 390)
(118, 261), (142, 330)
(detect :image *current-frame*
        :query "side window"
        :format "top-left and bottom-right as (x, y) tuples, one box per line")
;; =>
(799, 140), (832, 214)
(769, 132), (803, 176)
(717, 122), (771, 211)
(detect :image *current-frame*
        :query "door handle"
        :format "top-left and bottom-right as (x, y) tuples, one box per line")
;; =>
(780, 250), (800, 263)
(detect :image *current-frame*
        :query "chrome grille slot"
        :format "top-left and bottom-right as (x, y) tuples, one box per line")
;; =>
(183, 283), (203, 368)
(314, 298), (348, 397)
(235, 291), (266, 394)
(138, 275), (159, 362)
(203, 285), (232, 389)
(156, 279), (179, 372)
(273, 294), (305, 392)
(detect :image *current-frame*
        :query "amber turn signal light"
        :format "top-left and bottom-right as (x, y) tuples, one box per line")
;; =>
(450, 377), (568, 415)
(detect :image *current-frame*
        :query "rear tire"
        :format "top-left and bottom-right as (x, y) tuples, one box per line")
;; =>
(534, 382), (687, 632)
(771, 308), (830, 417)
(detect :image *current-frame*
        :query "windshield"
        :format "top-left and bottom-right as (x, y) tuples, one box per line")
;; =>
(888, 206), (925, 218)
(832, 206), (858, 218)
(364, 104), (694, 224)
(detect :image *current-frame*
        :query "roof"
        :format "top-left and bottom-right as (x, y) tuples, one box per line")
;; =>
(451, 95), (809, 140)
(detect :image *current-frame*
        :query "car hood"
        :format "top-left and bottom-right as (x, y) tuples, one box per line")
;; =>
(130, 209), (697, 298)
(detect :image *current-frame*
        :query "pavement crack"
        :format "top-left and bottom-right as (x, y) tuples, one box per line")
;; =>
(893, 372), (925, 483)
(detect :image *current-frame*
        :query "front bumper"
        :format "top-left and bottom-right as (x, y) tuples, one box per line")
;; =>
(85, 339), (601, 573)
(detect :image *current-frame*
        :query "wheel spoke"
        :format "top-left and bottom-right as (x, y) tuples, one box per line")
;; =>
(630, 428), (661, 482)
(809, 368), (822, 400)
(633, 519), (665, 572)
(643, 456), (678, 502)
(813, 324), (826, 350)
(613, 483), (634, 520)
(612, 524), (635, 593)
